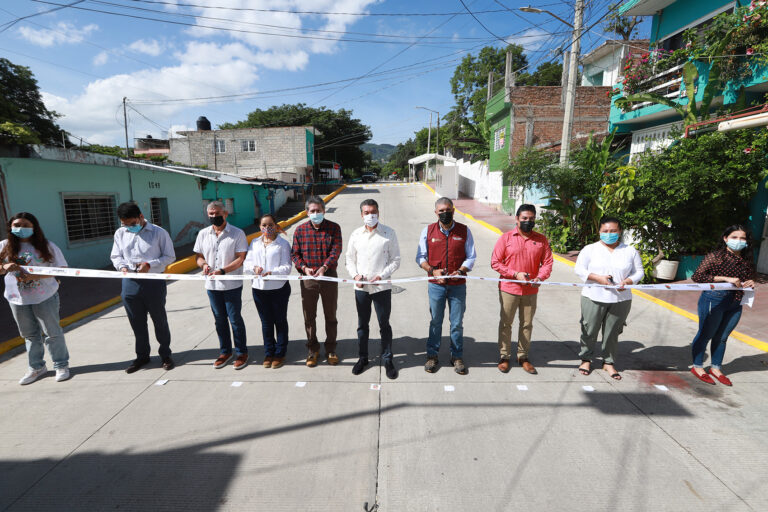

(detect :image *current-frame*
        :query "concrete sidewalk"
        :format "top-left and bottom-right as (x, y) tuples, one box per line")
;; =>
(1, 183), (767, 511)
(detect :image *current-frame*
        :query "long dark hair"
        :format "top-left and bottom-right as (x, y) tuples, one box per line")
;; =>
(715, 224), (754, 262)
(1, 212), (54, 263)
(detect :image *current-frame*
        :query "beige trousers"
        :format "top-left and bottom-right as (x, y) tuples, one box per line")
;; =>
(498, 290), (538, 360)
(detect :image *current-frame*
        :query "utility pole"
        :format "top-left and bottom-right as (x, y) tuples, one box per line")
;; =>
(123, 97), (130, 157)
(559, 0), (584, 166)
(213, 130), (218, 171)
(435, 112), (440, 155)
(426, 112), (432, 155)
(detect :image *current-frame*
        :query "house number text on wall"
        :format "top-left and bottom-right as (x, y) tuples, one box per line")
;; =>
(148, 181), (161, 189)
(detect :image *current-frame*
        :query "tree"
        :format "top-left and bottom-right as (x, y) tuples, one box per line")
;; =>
(220, 103), (372, 172)
(517, 62), (563, 86)
(0, 58), (62, 145)
(604, 2), (640, 40)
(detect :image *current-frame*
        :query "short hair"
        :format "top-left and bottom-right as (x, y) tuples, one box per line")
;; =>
(360, 199), (379, 212)
(305, 195), (325, 211)
(206, 200), (225, 212)
(435, 197), (453, 209)
(516, 204), (536, 216)
(117, 202), (141, 220)
(599, 216), (622, 229)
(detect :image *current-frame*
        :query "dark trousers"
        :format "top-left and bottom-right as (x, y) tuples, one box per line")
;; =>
(300, 269), (338, 353)
(121, 278), (171, 360)
(355, 289), (393, 362)
(252, 283), (291, 358)
(207, 287), (248, 355)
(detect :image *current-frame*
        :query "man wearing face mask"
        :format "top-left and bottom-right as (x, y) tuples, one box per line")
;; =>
(490, 204), (553, 375)
(416, 197), (477, 375)
(194, 201), (249, 370)
(345, 199), (401, 379)
(111, 202), (176, 373)
(291, 196), (343, 367)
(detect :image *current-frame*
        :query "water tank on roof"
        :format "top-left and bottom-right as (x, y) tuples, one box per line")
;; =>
(196, 116), (212, 131)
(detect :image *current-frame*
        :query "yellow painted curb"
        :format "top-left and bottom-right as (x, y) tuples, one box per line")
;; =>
(0, 336), (23, 355)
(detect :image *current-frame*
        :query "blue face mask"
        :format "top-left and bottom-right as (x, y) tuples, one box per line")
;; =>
(600, 232), (620, 245)
(726, 239), (747, 251)
(124, 223), (143, 233)
(308, 212), (324, 224)
(11, 227), (34, 239)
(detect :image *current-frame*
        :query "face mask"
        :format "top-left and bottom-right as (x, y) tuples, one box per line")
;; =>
(726, 239), (747, 251)
(263, 226), (277, 238)
(11, 227), (34, 239)
(209, 215), (225, 227)
(363, 213), (378, 227)
(125, 224), (143, 234)
(600, 232), (620, 245)
(309, 212), (324, 224)
(438, 211), (454, 225)
(519, 220), (535, 233)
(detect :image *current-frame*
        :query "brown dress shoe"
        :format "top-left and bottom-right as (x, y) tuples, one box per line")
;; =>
(519, 358), (537, 374)
(214, 353), (233, 369)
(306, 352), (319, 367)
(271, 357), (285, 369)
(162, 357), (175, 371)
(327, 352), (340, 365)
(263, 357), (273, 368)
(497, 359), (510, 373)
(233, 354), (248, 370)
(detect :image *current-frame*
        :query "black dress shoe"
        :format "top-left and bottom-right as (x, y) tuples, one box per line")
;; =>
(384, 360), (398, 380)
(352, 357), (369, 375)
(126, 358), (150, 374)
(161, 357), (175, 371)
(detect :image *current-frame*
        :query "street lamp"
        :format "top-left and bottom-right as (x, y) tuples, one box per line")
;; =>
(415, 106), (440, 155)
(519, 3), (583, 165)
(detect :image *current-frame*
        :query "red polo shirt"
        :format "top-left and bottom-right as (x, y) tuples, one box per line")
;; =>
(490, 227), (553, 296)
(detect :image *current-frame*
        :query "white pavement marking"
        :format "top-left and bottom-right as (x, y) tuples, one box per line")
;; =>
(231, 381), (243, 387)
(582, 385), (595, 392)
(370, 384), (381, 391)
(154, 379), (168, 386)
(295, 381), (307, 387)
(517, 384), (528, 391)
(654, 384), (669, 391)
(444, 385), (455, 392)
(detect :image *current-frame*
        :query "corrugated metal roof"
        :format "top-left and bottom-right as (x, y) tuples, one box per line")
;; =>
(619, 0), (676, 16)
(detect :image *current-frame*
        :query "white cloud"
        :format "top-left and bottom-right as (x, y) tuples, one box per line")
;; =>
(17, 22), (98, 47)
(93, 51), (109, 66)
(128, 39), (165, 56)
(515, 29), (553, 54)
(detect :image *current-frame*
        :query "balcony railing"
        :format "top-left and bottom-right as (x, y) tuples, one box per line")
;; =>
(627, 62), (686, 110)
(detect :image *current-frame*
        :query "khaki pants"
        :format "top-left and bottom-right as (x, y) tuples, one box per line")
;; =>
(498, 290), (538, 360)
(578, 295), (632, 365)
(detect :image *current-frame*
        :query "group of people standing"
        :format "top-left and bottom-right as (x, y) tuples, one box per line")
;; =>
(1, 194), (757, 387)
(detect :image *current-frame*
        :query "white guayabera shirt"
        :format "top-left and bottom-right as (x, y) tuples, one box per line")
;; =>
(193, 222), (248, 291)
(575, 241), (645, 303)
(345, 223), (401, 294)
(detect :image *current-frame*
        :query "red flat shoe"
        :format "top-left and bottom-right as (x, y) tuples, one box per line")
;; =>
(708, 370), (732, 387)
(690, 368), (715, 385)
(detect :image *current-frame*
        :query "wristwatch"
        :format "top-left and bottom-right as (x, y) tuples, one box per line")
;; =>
(427, 266), (435, 276)
(220, 269), (226, 275)
(457, 269), (467, 276)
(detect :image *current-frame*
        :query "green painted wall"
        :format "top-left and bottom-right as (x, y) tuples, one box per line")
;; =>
(486, 90), (517, 213)
(202, 182), (262, 229)
(0, 158), (207, 268)
(650, 0), (739, 41)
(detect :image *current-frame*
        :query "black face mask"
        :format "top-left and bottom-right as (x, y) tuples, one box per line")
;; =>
(519, 220), (535, 233)
(438, 211), (454, 225)
(209, 215), (225, 227)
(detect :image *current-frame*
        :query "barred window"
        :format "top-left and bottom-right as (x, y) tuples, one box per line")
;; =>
(63, 195), (117, 242)
(150, 197), (169, 228)
(241, 140), (256, 152)
(493, 127), (506, 152)
(214, 139), (226, 153)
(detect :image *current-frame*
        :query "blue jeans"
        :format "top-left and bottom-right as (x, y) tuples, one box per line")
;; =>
(9, 292), (69, 370)
(252, 283), (290, 358)
(207, 287), (248, 355)
(427, 283), (466, 359)
(691, 290), (743, 369)
(355, 289), (393, 362)
(122, 279), (172, 360)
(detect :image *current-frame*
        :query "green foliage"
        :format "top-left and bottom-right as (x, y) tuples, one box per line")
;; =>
(0, 58), (62, 145)
(360, 143), (396, 162)
(80, 144), (127, 157)
(517, 62), (563, 86)
(604, 2), (641, 40)
(220, 103), (372, 171)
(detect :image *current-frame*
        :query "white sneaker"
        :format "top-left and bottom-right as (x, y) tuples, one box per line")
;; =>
(55, 367), (71, 382)
(19, 366), (48, 385)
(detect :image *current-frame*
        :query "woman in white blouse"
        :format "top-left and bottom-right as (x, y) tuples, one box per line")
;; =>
(574, 216), (644, 380)
(244, 214), (292, 369)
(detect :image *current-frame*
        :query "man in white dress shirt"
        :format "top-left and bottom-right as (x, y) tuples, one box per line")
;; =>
(111, 202), (176, 373)
(194, 201), (249, 370)
(345, 199), (401, 379)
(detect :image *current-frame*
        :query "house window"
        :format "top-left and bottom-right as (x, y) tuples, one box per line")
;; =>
(493, 127), (506, 152)
(224, 198), (234, 214)
(150, 197), (169, 228)
(63, 195), (117, 242)
(214, 139), (226, 153)
(241, 140), (256, 152)
(659, 5), (734, 51)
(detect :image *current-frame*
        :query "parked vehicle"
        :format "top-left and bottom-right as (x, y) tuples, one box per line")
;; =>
(361, 172), (378, 183)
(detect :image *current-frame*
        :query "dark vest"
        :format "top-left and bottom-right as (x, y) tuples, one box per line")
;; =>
(426, 222), (468, 286)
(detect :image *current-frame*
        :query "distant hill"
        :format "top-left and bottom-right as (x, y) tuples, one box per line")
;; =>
(361, 143), (397, 162)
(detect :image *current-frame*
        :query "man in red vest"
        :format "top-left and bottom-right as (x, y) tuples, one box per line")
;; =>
(416, 197), (477, 374)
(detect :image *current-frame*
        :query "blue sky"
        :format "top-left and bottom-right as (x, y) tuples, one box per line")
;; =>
(1, 0), (649, 146)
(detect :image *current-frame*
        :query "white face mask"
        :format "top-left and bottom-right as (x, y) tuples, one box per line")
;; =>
(363, 213), (378, 227)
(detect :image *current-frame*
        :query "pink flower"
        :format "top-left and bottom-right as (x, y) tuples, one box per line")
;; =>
(747, 47), (755, 55)
(744, 147), (753, 154)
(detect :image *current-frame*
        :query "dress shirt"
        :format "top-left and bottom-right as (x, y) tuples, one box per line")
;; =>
(575, 241), (644, 303)
(491, 227), (553, 296)
(243, 235), (292, 291)
(291, 219), (343, 272)
(110, 222), (175, 274)
(193, 222), (248, 291)
(415, 222), (476, 270)
(345, 223), (401, 294)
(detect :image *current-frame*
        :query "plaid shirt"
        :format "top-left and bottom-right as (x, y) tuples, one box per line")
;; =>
(291, 219), (343, 271)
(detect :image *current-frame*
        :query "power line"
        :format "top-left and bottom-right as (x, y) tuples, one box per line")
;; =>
(458, 0), (509, 45)
(0, 0), (83, 33)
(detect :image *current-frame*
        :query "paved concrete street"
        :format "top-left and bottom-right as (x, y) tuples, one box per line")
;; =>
(2, 183), (767, 511)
